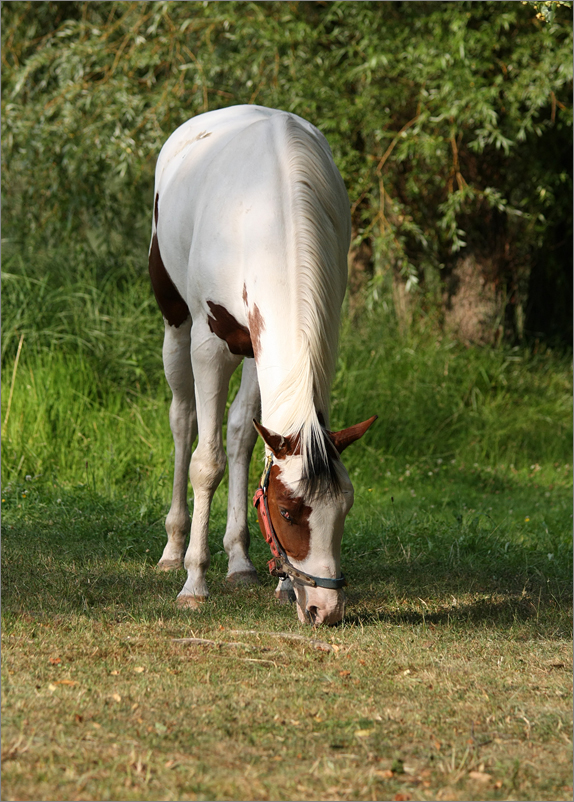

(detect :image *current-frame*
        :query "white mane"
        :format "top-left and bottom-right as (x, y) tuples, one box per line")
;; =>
(267, 113), (351, 482)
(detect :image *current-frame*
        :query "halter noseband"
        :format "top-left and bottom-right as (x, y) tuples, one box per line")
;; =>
(252, 455), (346, 591)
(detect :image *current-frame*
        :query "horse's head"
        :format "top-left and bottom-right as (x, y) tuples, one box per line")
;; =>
(253, 415), (377, 625)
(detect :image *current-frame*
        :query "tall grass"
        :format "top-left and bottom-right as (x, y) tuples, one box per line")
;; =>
(1, 243), (572, 492)
(1, 246), (162, 392)
(333, 311), (572, 469)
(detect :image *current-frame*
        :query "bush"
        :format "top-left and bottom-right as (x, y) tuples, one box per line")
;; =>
(2, 1), (572, 343)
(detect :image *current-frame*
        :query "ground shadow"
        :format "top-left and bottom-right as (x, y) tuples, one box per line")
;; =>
(1, 477), (571, 633)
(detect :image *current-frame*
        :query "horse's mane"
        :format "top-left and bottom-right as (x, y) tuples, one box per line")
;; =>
(267, 113), (351, 497)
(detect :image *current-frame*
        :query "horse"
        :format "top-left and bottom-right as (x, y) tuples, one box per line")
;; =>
(149, 105), (376, 625)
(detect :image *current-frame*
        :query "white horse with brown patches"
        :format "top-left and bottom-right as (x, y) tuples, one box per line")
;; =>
(149, 105), (375, 625)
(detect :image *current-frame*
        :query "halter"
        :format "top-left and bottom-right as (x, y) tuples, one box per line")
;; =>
(252, 454), (346, 590)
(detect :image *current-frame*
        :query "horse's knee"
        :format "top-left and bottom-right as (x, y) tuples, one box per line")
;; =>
(169, 398), (196, 441)
(226, 417), (245, 461)
(189, 447), (226, 492)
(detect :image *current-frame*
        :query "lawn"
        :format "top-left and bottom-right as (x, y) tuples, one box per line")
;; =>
(2, 454), (572, 801)
(1, 252), (572, 800)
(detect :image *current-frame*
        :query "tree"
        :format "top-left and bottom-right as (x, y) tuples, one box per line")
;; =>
(2, 1), (572, 342)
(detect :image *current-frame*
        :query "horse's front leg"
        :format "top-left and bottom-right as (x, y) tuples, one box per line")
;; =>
(158, 317), (195, 570)
(177, 325), (240, 607)
(224, 357), (260, 585)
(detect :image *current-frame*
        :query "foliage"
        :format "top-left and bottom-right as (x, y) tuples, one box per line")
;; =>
(2, 1), (572, 341)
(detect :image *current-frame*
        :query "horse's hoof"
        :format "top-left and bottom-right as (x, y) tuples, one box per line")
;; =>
(157, 558), (184, 571)
(227, 570), (261, 587)
(274, 588), (296, 604)
(176, 595), (207, 609)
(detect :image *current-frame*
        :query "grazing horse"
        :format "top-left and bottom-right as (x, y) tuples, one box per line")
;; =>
(149, 105), (376, 625)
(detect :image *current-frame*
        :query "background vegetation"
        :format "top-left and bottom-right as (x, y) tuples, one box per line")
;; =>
(2, 0), (573, 350)
(1, 3), (572, 801)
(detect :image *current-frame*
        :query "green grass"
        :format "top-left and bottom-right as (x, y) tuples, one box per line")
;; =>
(2, 319), (571, 492)
(2, 466), (572, 801)
(1, 244), (572, 800)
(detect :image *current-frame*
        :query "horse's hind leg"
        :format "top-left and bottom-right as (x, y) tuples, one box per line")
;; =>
(158, 317), (196, 570)
(177, 323), (240, 606)
(224, 357), (260, 585)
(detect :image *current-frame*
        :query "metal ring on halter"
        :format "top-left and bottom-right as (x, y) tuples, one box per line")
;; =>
(253, 454), (346, 591)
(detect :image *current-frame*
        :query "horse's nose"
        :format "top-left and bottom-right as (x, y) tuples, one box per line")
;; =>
(298, 589), (346, 625)
(309, 603), (345, 626)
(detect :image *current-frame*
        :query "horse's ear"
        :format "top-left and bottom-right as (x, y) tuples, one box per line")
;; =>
(329, 415), (377, 454)
(253, 420), (297, 458)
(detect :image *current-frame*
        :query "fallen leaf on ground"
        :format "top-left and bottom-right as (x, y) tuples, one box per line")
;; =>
(134, 666), (145, 673)
(111, 693), (122, 702)
(48, 657), (61, 665)
(374, 769), (394, 779)
(468, 771), (492, 783)
(355, 728), (375, 738)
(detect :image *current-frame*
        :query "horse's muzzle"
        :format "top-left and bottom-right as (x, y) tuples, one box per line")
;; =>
(294, 585), (346, 626)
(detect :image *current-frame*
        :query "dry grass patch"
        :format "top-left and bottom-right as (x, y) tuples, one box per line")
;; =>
(2, 598), (572, 801)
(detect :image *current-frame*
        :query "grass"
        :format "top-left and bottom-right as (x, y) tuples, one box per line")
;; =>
(2, 244), (572, 488)
(1, 242), (573, 800)
(2, 461), (572, 801)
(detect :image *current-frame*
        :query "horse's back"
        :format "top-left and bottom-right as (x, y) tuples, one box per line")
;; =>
(153, 105), (349, 325)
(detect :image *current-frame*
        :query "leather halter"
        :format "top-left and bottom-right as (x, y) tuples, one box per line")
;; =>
(252, 455), (346, 590)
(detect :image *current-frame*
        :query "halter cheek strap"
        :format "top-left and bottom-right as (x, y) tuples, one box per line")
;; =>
(252, 455), (346, 591)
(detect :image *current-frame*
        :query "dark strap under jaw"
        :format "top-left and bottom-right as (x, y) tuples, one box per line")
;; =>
(268, 556), (346, 589)
(253, 456), (346, 591)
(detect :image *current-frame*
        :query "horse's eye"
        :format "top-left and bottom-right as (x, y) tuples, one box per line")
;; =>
(280, 508), (293, 523)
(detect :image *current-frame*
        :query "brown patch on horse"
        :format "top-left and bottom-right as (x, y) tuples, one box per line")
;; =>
(247, 303), (265, 361)
(257, 465), (311, 561)
(149, 196), (190, 328)
(207, 301), (254, 358)
(242, 283), (248, 305)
